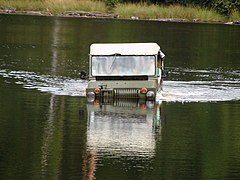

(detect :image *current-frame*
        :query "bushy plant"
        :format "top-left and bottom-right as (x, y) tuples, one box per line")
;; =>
(105, 0), (119, 8)
(163, 0), (211, 6)
(211, 0), (240, 16)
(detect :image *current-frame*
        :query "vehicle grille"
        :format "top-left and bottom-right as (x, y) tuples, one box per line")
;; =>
(114, 89), (139, 99)
(113, 99), (139, 107)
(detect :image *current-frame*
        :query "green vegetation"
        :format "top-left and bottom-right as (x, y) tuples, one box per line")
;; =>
(0, 0), (239, 22)
(0, 0), (107, 13)
(115, 3), (226, 22)
(229, 9), (240, 21)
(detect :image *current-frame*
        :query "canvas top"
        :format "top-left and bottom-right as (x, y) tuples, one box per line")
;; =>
(90, 43), (161, 56)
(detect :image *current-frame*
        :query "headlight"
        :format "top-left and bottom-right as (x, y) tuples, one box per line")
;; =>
(87, 92), (95, 102)
(146, 91), (155, 100)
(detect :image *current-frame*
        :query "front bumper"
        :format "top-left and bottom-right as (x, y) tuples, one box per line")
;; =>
(86, 80), (158, 102)
(86, 88), (156, 102)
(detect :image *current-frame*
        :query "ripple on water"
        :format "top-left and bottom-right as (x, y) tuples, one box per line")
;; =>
(0, 69), (240, 102)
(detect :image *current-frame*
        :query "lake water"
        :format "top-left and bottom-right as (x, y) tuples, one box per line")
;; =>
(0, 14), (240, 179)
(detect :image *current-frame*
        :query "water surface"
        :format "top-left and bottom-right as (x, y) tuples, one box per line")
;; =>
(0, 14), (240, 179)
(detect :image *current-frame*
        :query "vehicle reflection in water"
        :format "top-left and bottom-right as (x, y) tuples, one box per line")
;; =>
(82, 99), (165, 179)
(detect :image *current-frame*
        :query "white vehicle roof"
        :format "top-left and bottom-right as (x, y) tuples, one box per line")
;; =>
(90, 43), (161, 55)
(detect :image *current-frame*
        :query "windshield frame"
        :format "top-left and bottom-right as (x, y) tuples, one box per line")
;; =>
(90, 55), (156, 77)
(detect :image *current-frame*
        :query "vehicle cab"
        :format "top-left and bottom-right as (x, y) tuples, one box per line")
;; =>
(85, 43), (166, 101)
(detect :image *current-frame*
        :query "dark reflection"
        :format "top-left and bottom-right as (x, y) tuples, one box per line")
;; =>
(81, 99), (165, 179)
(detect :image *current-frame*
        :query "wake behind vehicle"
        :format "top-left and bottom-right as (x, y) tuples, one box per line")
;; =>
(81, 43), (166, 102)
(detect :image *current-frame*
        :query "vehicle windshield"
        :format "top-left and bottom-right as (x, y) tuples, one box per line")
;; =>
(91, 55), (156, 76)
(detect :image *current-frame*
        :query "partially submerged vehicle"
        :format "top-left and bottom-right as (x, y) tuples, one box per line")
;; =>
(82, 43), (166, 101)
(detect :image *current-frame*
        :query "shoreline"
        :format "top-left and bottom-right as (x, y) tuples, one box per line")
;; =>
(1, 9), (239, 25)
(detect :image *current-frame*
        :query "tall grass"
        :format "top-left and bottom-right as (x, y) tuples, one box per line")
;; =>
(0, 0), (45, 11)
(229, 10), (240, 22)
(45, 0), (107, 13)
(0, 0), (107, 14)
(115, 3), (227, 22)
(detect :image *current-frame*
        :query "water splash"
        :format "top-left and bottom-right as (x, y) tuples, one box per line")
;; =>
(157, 68), (240, 102)
(0, 69), (87, 96)
(0, 69), (239, 102)
(157, 80), (240, 102)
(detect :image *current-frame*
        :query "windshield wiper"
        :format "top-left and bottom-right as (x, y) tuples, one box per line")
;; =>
(109, 54), (118, 71)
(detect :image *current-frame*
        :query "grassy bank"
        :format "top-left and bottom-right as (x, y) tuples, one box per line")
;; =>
(116, 3), (227, 22)
(0, 0), (107, 13)
(0, 0), (239, 22)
